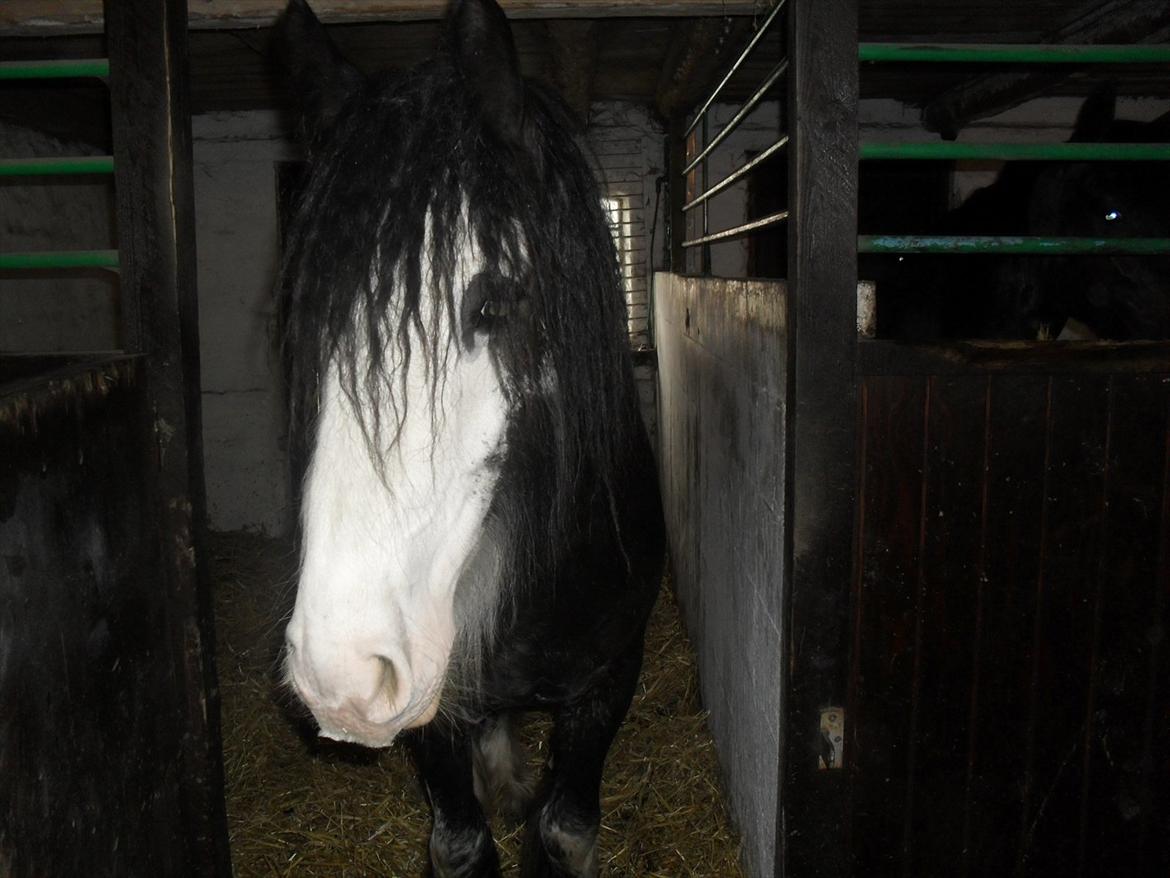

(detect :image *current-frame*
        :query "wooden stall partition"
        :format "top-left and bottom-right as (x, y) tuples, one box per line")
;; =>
(104, 0), (229, 871)
(655, 272), (789, 878)
(781, 0), (860, 874)
(849, 343), (1170, 876)
(0, 356), (195, 874)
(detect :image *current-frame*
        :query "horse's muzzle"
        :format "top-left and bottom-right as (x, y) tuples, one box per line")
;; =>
(283, 630), (440, 747)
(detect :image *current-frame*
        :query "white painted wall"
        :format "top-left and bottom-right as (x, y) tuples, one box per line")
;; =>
(585, 102), (667, 447)
(587, 101), (666, 349)
(192, 111), (300, 535)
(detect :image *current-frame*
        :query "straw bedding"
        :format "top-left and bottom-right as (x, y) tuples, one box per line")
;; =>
(210, 531), (744, 877)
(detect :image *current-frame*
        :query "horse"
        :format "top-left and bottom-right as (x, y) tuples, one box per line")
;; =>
(870, 88), (1170, 341)
(273, 1), (665, 875)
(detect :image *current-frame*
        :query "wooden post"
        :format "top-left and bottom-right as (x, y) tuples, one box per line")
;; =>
(105, 0), (230, 873)
(781, 0), (859, 873)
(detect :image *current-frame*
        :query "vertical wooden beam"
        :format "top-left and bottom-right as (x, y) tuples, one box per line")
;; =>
(781, 0), (859, 873)
(105, 0), (230, 873)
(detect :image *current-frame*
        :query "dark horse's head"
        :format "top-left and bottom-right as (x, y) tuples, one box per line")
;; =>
(1027, 88), (1170, 339)
(275, 0), (635, 746)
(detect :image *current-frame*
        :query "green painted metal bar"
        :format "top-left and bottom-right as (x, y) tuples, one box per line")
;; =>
(0, 250), (120, 270)
(0, 59), (110, 80)
(859, 43), (1170, 64)
(860, 142), (1170, 161)
(859, 235), (1170, 255)
(0, 156), (115, 177)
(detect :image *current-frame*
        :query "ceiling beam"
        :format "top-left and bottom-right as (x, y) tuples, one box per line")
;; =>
(655, 18), (751, 119)
(0, 0), (763, 36)
(546, 20), (598, 122)
(921, 0), (1170, 139)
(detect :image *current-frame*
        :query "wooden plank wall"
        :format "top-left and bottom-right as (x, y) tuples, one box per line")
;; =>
(0, 358), (190, 875)
(654, 272), (787, 878)
(850, 368), (1170, 876)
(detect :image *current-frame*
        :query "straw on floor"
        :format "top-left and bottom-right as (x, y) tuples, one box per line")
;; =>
(211, 531), (744, 877)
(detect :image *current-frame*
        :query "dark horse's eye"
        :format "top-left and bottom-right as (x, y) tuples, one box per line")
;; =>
(461, 270), (523, 350)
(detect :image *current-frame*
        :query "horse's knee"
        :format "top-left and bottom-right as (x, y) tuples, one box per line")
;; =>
(472, 714), (533, 824)
(430, 817), (499, 878)
(535, 804), (599, 878)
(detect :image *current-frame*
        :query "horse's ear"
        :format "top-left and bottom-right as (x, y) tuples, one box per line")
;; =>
(450, 0), (528, 148)
(273, 0), (364, 149)
(1070, 84), (1116, 142)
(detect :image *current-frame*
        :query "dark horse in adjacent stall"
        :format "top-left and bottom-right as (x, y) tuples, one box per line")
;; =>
(274, 0), (664, 874)
(873, 88), (1170, 341)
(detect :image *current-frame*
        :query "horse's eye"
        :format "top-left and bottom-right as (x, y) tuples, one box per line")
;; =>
(479, 299), (510, 321)
(1105, 210), (1121, 222)
(461, 271), (522, 350)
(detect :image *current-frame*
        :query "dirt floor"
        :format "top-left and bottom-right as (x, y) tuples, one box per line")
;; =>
(210, 531), (744, 877)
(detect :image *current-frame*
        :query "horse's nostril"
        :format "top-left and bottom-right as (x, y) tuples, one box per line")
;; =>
(376, 655), (399, 701)
(349, 654), (403, 725)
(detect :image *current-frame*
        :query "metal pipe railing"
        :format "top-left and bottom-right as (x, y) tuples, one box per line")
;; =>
(683, 210), (789, 249)
(685, 0), (787, 139)
(859, 43), (1170, 64)
(0, 156), (115, 176)
(0, 250), (120, 270)
(683, 59), (788, 177)
(701, 115), (711, 272)
(859, 236), (1170, 255)
(0, 59), (110, 80)
(680, 1), (790, 259)
(860, 142), (1170, 162)
(683, 135), (789, 213)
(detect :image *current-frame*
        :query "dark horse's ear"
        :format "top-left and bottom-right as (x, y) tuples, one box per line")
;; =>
(1070, 84), (1117, 142)
(450, 0), (529, 149)
(273, 0), (364, 149)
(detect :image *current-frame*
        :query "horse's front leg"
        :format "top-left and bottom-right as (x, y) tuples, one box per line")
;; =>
(522, 646), (644, 878)
(407, 725), (502, 878)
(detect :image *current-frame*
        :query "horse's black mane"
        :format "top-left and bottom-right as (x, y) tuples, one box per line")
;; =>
(279, 48), (640, 543)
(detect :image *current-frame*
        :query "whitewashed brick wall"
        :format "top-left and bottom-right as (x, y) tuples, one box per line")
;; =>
(586, 103), (666, 350)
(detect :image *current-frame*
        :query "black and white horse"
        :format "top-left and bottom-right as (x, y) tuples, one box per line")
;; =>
(275, 1), (664, 874)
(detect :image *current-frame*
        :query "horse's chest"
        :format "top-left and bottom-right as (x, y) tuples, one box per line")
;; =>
(482, 577), (656, 709)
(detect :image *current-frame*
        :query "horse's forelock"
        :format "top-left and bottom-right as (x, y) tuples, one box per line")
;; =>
(280, 52), (637, 544)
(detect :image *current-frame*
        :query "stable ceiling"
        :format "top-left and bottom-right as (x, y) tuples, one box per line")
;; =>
(1, 0), (1168, 147)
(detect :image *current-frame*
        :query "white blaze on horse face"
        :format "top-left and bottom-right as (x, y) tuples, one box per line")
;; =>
(285, 239), (509, 748)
